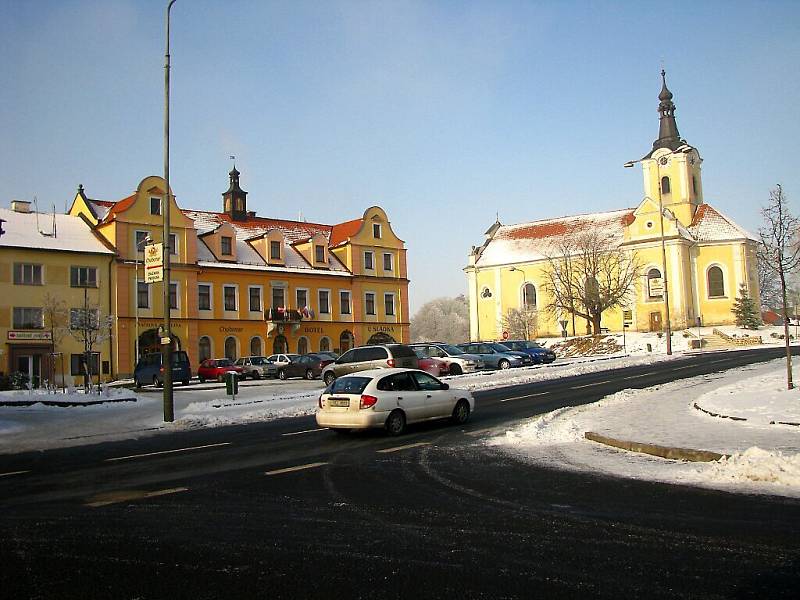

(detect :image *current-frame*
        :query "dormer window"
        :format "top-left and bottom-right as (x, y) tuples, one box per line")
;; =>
(150, 197), (161, 216)
(373, 223), (382, 238)
(221, 236), (233, 256)
(315, 244), (325, 263)
(270, 240), (282, 260)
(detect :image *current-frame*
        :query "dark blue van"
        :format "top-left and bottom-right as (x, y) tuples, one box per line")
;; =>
(502, 340), (556, 364)
(134, 351), (191, 387)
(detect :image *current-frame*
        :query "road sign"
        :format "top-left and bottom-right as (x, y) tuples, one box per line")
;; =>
(502, 331), (509, 340)
(144, 243), (164, 283)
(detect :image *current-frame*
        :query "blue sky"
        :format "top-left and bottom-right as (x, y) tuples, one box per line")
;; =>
(2, 0), (799, 311)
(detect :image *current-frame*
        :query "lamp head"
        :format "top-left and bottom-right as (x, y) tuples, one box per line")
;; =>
(623, 161), (637, 168)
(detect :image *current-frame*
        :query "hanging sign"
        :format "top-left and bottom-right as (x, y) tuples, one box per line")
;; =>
(144, 243), (164, 283)
(648, 277), (664, 297)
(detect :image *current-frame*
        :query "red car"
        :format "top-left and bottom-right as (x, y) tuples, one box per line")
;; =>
(415, 354), (450, 377)
(197, 358), (244, 383)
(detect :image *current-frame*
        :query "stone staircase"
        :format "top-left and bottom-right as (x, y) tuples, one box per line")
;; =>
(699, 332), (731, 350)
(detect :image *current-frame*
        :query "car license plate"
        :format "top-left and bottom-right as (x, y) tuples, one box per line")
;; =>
(328, 398), (349, 407)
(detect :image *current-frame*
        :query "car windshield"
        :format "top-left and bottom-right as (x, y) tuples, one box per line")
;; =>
(490, 343), (512, 352)
(441, 344), (464, 355)
(250, 357), (268, 365)
(216, 359), (233, 367)
(327, 376), (372, 395)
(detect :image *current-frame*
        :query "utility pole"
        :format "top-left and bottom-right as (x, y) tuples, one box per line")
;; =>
(162, 0), (177, 422)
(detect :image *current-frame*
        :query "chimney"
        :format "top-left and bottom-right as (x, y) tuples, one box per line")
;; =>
(11, 200), (31, 213)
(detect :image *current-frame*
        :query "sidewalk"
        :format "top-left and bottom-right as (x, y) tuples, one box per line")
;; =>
(491, 357), (800, 498)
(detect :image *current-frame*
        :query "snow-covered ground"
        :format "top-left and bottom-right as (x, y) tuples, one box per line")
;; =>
(491, 358), (800, 498)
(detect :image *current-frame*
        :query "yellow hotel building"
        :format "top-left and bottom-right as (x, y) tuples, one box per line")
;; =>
(62, 167), (409, 378)
(465, 72), (760, 339)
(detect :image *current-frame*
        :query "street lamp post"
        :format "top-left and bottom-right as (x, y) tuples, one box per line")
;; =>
(162, 0), (177, 422)
(624, 156), (680, 356)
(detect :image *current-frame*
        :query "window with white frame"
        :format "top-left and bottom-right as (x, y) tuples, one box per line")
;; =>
(383, 253), (393, 272)
(296, 288), (308, 310)
(198, 284), (212, 311)
(150, 196), (161, 216)
(315, 245), (325, 263)
(169, 282), (179, 310)
(169, 233), (178, 256)
(340, 291), (351, 315)
(364, 251), (374, 270)
(13, 307), (43, 329)
(137, 281), (150, 309)
(319, 290), (330, 314)
(272, 286), (285, 309)
(270, 240), (282, 260)
(223, 285), (237, 311)
(707, 266), (725, 298)
(384, 293), (395, 316)
(199, 336), (212, 362)
(373, 223), (381, 238)
(320, 337), (331, 352)
(70, 266), (97, 288)
(221, 236), (233, 256)
(365, 292), (376, 315)
(249, 286), (262, 312)
(522, 284), (536, 309)
(13, 263), (43, 285)
(135, 230), (151, 253)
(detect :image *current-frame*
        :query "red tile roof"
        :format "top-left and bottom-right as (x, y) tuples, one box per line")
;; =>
(102, 194), (136, 221)
(329, 218), (363, 247)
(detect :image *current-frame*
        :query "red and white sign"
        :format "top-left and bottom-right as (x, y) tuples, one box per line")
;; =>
(144, 242), (164, 283)
(8, 331), (52, 341)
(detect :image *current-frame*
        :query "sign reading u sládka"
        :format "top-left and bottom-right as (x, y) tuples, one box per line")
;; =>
(144, 242), (164, 283)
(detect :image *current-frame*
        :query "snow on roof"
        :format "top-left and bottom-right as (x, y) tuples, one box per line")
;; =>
(0, 208), (114, 254)
(86, 198), (116, 221)
(476, 209), (634, 267)
(689, 203), (757, 242)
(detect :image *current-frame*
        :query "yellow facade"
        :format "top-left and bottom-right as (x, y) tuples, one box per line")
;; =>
(63, 172), (409, 377)
(0, 206), (115, 385)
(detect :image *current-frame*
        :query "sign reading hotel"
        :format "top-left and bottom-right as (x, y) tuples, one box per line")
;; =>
(144, 242), (164, 283)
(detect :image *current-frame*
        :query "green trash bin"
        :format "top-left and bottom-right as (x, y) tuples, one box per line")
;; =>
(225, 372), (239, 396)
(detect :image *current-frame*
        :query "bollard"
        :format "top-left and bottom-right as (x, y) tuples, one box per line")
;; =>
(646, 343), (652, 352)
(225, 371), (238, 399)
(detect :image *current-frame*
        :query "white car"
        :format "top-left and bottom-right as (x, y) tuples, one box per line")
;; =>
(408, 343), (484, 375)
(316, 368), (475, 435)
(266, 353), (300, 369)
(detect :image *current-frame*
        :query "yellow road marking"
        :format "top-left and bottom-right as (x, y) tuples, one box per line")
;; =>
(500, 392), (548, 402)
(105, 442), (231, 462)
(0, 470), (30, 478)
(86, 486), (188, 508)
(265, 462), (328, 476)
(377, 442), (431, 454)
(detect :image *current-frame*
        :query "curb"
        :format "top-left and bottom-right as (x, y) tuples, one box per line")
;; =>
(692, 402), (800, 427)
(584, 431), (728, 462)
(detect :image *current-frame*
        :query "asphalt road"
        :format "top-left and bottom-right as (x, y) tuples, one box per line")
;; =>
(2, 347), (799, 599)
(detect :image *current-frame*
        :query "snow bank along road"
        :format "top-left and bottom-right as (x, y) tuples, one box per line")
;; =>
(1, 347), (799, 599)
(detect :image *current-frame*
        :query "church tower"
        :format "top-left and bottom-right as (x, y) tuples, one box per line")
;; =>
(638, 71), (704, 227)
(222, 166), (248, 221)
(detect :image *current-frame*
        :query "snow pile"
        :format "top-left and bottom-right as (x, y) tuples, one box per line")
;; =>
(0, 387), (136, 405)
(706, 447), (800, 487)
(693, 369), (800, 425)
(176, 393), (319, 428)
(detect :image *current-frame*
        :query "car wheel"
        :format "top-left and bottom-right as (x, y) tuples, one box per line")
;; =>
(198, 376), (205, 383)
(305, 369), (314, 380)
(323, 372), (335, 386)
(451, 399), (471, 425)
(449, 363), (462, 376)
(153, 376), (162, 388)
(252, 371), (261, 380)
(278, 369), (287, 380)
(182, 379), (190, 386)
(498, 359), (511, 370)
(217, 374), (224, 383)
(134, 378), (142, 388)
(385, 410), (406, 436)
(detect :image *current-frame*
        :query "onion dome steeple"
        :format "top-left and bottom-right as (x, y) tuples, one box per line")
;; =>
(651, 69), (685, 154)
(222, 165), (249, 221)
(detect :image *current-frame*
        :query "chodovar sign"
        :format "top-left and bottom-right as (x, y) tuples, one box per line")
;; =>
(144, 243), (164, 283)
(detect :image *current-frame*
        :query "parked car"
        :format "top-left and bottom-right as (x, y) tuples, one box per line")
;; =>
(235, 356), (279, 379)
(412, 348), (450, 377)
(321, 344), (419, 386)
(197, 358), (244, 383)
(316, 351), (339, 361)
(134, 351), (191, 388)
(409, 342), (484, 375)
(316, 368), (475, 435)
(502, 340), (557, 364)
(456, 342), (533, 369)
(276, 353), (335, 380)
(266, 353), (300, 369)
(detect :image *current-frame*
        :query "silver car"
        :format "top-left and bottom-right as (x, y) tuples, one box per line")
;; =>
(321, 344), (419, 386)
(234, 356), (278, 379)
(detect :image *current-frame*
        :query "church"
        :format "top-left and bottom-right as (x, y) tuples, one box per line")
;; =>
(465, 72), (760, 340)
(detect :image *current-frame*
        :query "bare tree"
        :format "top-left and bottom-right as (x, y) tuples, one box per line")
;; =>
(542, 230), (641, 335)
(42, 293), (69, 391)
(758, 184), (800, 390)
(757, 252), (783, 310)
(69, 289), (114, 392)
(410, 295), (469, 343)
(501, 308), (538, 340)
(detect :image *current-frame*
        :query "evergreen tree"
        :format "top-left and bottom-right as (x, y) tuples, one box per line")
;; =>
(732, 284), (761, 329)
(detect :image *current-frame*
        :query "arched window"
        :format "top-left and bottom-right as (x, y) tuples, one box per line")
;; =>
(339, 330), (355, 353)
(273, 335), (288, 354)
(224, 336), (237, 360)
(319, 337), (331, 352)
(707, 266), (725, 298)
(522, 283), (537, 309)
(297, 336), (309, 355)
(647, 268), (663, 300)
(198, 336), (211, 362)
(250, 336), (262, 356)
(661, 176), (671, 195)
